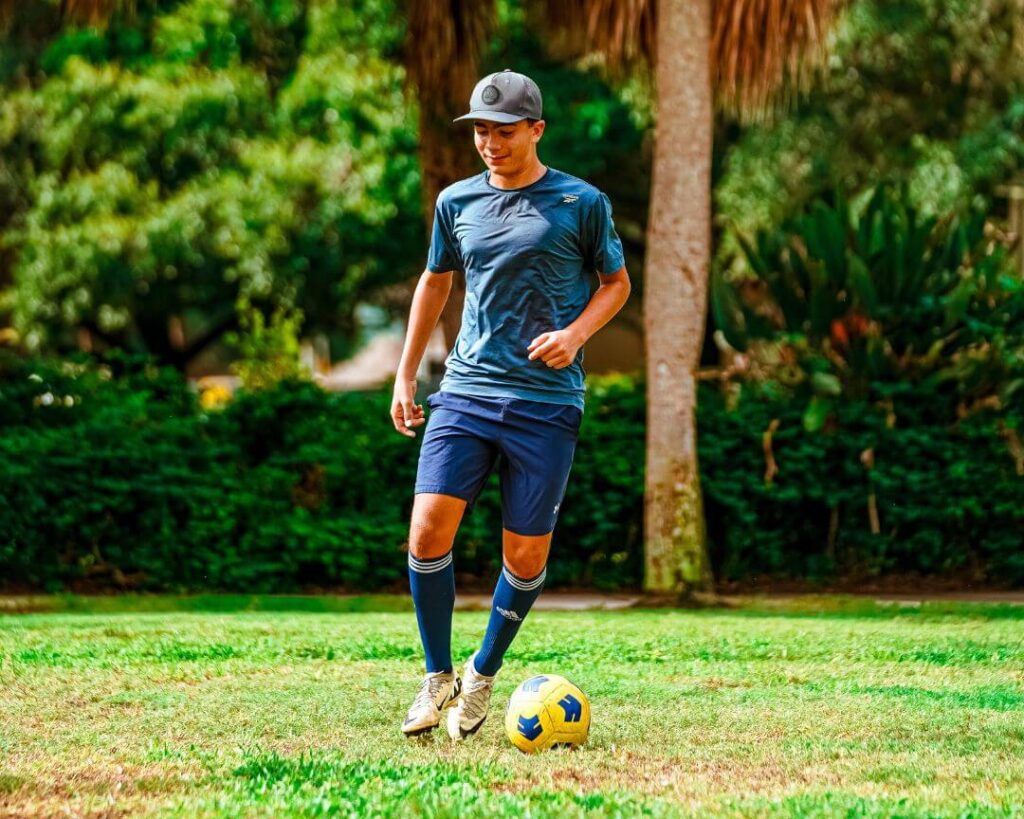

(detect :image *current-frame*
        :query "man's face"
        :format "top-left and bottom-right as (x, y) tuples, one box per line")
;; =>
(473, 119), (545, 177)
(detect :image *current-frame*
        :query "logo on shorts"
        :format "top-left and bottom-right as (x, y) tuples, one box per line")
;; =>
(497, 606), (523, 622)
(553, 502), (560, 515)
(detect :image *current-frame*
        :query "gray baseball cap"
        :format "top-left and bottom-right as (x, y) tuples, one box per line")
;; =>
(453, 69), (543, 124)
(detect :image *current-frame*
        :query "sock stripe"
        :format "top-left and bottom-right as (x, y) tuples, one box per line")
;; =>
(409, 551), (452, 567)
(502, 565), (546, 591)
(408, 551), (453, 574)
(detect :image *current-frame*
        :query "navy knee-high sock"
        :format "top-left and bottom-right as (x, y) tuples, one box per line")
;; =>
(474, 563), (546, 677)
(408, 549), (455, 674)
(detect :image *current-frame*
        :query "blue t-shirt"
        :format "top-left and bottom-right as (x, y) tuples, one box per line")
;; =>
(426, 166), (626, 412)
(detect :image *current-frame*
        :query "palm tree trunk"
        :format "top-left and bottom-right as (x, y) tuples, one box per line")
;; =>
(642, 0), (714, 595)
(403, 0), (493, 354)
(417, 106), (476, 351)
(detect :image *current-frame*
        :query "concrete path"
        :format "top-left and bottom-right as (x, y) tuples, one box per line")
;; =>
(456, 591), (1024, 611)
(2, 591), (1021, 615)
(741, 591), (1024, 606)
(455, 593), (641, 611)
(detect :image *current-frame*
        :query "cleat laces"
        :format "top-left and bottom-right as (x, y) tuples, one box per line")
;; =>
(412, 673), (451, 712)
(459, 673), (495, 723)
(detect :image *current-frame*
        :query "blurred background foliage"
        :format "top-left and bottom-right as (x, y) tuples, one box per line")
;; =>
(0, 0), (648, 369)
(0, 0), (420, 367)
(1, 355), (1020, 592)
(2, 0), (1021, 368)
(716, 0), (1024, 272)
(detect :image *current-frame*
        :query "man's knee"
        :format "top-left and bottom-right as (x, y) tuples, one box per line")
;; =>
(409, 493), (466, 559)
(409, 517), (454, 560)
(502, 529), (552, 578)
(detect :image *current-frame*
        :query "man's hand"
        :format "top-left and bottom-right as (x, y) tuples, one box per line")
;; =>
(527, 328), (584, 370)
(391, 377), (425, 438)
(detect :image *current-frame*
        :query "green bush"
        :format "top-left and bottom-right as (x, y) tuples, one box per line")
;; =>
(0, 351), (641, 592)
(704, 186), (1024, 583)
(698, 382), (1024, 583)
(1, 352), (1021, 592)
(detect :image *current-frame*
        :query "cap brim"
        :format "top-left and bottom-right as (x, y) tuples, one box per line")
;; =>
(452, 110), (527, 124)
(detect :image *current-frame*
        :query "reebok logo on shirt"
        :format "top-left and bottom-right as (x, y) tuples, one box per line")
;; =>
(562, 194), (579, 204)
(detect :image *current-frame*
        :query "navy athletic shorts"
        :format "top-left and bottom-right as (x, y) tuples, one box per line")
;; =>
(414, 390), (583, 536)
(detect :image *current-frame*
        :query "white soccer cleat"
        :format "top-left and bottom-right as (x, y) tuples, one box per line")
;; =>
(447, 652), (497, 741)
(402, 670), (463, 737)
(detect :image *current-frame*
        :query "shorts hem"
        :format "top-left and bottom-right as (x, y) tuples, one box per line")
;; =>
(414, 485), (473, 502)
(501, 522), (557, 537)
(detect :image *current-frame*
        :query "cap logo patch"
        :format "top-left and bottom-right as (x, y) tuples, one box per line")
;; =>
(481, 85), (501, 105)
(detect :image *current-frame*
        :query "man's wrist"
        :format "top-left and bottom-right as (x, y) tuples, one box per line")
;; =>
(567, 325), (589, 347)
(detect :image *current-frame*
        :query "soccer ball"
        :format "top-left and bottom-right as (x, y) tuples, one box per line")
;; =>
(504, 673), (591, 754)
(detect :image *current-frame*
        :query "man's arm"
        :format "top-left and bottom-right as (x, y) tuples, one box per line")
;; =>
(391, 270), (453, 437)
(527, 266), (631, 369)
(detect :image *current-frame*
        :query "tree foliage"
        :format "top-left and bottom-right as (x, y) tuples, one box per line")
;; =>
(717, 0), (1024, 269)
(0, 0), (421, 368)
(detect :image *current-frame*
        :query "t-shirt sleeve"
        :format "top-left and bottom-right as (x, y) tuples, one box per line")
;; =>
(426, 195), (462, 273)
(582, 191), (626, 275)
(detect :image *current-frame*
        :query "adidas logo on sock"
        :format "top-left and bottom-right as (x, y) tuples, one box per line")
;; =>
(496, 605), (523, 622)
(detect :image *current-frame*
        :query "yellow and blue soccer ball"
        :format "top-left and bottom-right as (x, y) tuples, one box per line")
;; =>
(504, 673), (591, 753)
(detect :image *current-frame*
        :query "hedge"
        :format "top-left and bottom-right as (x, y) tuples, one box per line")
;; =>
(1, 352), (1021, 592)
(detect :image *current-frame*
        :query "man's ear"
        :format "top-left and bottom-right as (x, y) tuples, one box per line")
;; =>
(531, 119), (546, 143)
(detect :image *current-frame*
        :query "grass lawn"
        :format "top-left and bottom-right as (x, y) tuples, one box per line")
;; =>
(1, 596), (1022, 817)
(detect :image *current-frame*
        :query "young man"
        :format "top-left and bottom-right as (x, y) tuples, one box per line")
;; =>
(391, 69), (630, 741)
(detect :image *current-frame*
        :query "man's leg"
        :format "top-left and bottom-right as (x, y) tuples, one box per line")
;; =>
(407, 492), (467, 674)
(468, 400), (580, 678)
(410, 392), (500, 674)
(405, 392), (502, 736)
(446, 529), (551, 740)
(444, 397), (578, 740)
(404, 490), (490, 737)
(473, 529), (551, 676)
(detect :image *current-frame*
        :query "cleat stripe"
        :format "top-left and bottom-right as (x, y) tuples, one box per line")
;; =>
(460, 715), (487, 738)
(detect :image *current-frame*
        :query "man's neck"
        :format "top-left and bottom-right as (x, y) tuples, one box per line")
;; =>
(488, 158), (547, 190)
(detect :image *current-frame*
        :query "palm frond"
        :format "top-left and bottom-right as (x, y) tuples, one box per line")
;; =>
(535, 0), (838, 121)
(404, 0), (495, 119)
(61, 0), (132, 26)
(533, 0), (655, 74)
(1, 0), (132, 33)
(712, 0), (835, 121)
(0, 0), (19, 32)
